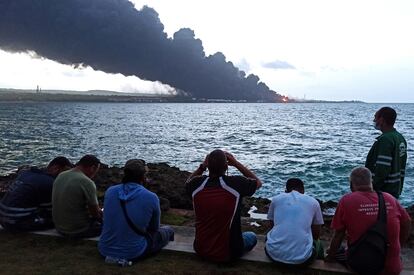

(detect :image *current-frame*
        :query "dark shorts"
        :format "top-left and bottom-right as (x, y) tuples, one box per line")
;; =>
(58, 220), (102, 238)
(130, 225), (175, 262)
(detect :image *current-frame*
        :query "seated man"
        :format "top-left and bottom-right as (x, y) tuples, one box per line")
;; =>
(265, 178), (324, 265)
(0, 157), (72, 231)
(326, 167), (411, 275)
(98, 159), (174, 264)
(186, 149), (262, 262)
(52, 154), (102, 238)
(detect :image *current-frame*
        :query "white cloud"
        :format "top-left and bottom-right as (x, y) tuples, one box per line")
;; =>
(0, 50), (175, 94)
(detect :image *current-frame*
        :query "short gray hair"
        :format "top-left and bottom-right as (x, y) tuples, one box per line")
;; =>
(350, 167), (372, 187)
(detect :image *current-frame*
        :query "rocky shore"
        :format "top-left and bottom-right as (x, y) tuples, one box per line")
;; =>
(1, 162), (413, 246)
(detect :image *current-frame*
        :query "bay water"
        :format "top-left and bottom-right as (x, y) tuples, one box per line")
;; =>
(0, 102), (412, 206)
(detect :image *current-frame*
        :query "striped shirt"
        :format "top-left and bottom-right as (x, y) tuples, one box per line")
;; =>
(0, 168), (54, 226)
(365, 129), (407, 198)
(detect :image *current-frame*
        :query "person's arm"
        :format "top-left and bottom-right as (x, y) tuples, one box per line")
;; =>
(400, 218), (411, 245)
(225, 152), (262, 189)
(88, 204), (103, 223)
(398, 201), (412, 246)
(186, 155), (208, 183)
(312, 202), (324, 240)
(325, 228), (346, 262)
(373, 138), (393, 191)
(266, 199), (275, 229)
(147, 196), (161, 233)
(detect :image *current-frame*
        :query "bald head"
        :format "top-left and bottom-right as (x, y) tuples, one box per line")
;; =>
(350, 167), (373, 191)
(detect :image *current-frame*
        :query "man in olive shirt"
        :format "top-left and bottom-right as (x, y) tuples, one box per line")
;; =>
(366, 107), (407, 198)
(52, 155), (102, 238)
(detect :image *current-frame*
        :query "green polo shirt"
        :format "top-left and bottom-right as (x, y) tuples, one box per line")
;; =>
(365, 129), (407, 198)
(52, 169), (98, 234)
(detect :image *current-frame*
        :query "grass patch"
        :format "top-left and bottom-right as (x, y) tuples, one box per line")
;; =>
(161, 212), (191, 226)
(0, 231), (340, 275)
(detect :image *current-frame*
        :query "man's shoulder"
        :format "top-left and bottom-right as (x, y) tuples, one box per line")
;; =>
(186, 175), (208, 186)
(106, 183), (122, 194)
(70, 170), (94, 185)
(18, 168), (53, 183)
(382, 192), (398, 205)
(223, 175), (255, 185)
(271, 192), (288, 201)
(302, 193), (321, 206)
(380, 129), (405, 143)
(337, 192), (356, 205)
(141, 185), (159, 200)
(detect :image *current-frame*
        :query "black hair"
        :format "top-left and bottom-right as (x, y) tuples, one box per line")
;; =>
(207, 149), (227, 175)
(121, 168), (146, 183)
(377, 107), (397, 126)
(286, 178), (304, 192)
(47, 156), (73, 168)
(76, 154), (101, 167)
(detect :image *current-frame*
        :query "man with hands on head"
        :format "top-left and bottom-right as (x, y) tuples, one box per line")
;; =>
(186, 149), (262, 262)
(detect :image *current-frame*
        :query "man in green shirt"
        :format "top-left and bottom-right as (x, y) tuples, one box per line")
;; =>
(365, 107), (407, 199)
(52, 155), (102, 238)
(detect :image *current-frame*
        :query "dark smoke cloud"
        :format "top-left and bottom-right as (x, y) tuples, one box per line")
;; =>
(262, 60), (296, 70)
(0, 0), (284, 101)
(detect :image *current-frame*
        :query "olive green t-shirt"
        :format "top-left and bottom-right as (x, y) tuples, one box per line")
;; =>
(52, 169), (98, 234)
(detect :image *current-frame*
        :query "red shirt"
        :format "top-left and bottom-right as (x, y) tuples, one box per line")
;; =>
(331, 191), (411, 275)
(186, 175), (257, 262)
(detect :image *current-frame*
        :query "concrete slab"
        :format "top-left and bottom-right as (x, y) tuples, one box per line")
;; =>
(1, 224), (413, 274)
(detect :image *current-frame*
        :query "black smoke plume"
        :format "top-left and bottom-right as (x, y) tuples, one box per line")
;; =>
(0, 0), (284, 101)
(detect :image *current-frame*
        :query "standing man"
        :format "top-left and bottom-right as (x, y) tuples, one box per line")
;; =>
(52, 154), (102, 238)
(0, 157), (73, 231)
(265, 178), (324, 265)
(186, 149), (262, 262)
(326, 167), (411, 274)
(366, 107), (407, 199)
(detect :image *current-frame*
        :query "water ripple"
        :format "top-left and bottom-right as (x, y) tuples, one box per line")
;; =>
(0, 102), (412, 206)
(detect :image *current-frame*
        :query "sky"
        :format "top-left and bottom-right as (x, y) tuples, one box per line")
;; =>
(0, 0), (413, 102)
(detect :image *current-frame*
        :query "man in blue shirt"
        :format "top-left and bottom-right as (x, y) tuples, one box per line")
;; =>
(0, 156), (73, 231)
(98, 159), (174, 264)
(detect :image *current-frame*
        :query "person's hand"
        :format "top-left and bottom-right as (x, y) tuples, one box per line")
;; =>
(202, 154), (209, 169)
(324, 252), (335, 262)
(224, 151), (238, 167)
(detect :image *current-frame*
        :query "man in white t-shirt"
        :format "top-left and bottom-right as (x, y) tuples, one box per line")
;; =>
(265, 178), (324, 265)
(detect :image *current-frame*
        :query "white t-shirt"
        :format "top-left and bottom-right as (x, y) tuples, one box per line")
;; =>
(265, 191), (324, 264)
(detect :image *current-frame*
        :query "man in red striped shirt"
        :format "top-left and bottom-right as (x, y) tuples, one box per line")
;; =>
(186, 149), (262, 262)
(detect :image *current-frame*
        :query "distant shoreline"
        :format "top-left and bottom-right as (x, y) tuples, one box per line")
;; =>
(0, 89), (367, 104)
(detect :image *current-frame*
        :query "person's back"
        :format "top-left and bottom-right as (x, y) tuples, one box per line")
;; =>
(98, 183), (159, 259)
(332, 191), (409, 274)
(188, 175), (256, 261)
(365, 107), (408, 198)
(326, 167), (411, 275)
(52, 169), (98, 234)
(366, 129), (407, 198)
(265, 179), (324, 265)
(98, 159), (174, 263)
(186, 150), (261, 262)
(0, 168), (54, 230)
(0, 157), (72, 231)
(2, 167), (53, 209)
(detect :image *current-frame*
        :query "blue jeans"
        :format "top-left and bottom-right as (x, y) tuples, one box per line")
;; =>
(131, 225), (174, 261)
(242, 231), (257, 253)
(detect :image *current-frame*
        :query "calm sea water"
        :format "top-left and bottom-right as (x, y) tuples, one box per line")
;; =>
(0, 102), (412, 206)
